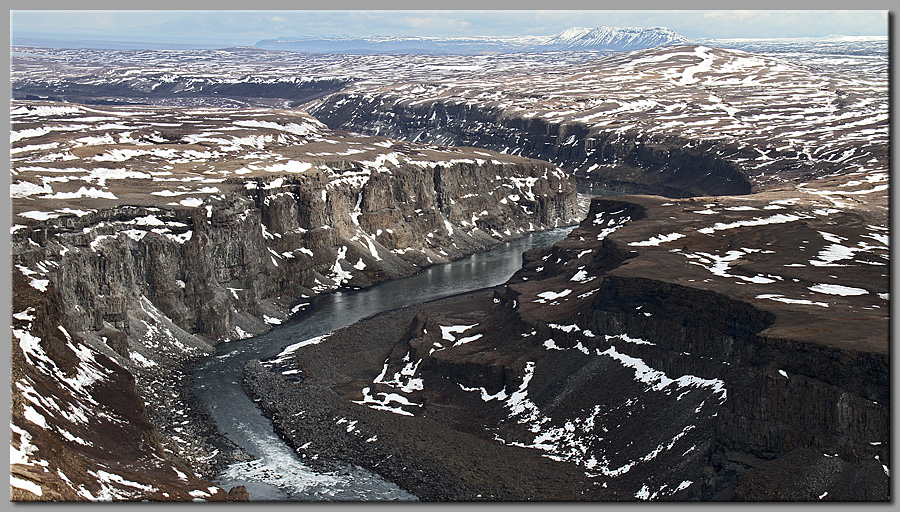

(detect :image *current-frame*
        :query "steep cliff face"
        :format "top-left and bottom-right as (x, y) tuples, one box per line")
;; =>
(18, 158), (577, 342)
(244, 194), (888, 501)
(308, 45), (886, 199)
(10, 100), (579, 500)
(311, 95), (753, 198)
(10, 268), (242, 501)
(477, 196), (888, 500)
(15, 71), (350, 108)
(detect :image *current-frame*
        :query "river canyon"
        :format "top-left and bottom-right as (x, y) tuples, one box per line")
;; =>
(9, 32), (890, 502)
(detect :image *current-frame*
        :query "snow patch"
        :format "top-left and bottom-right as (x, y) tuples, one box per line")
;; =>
(808, 284), (868, 296)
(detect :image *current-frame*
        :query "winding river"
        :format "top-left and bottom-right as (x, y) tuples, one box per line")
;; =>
(191, 226), (574, 501)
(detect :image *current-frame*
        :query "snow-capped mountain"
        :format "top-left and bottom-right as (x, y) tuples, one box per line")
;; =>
(545, 26), (690, 51)
(254, 26), (691, 54)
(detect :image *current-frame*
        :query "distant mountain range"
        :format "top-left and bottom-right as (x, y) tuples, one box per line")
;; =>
(254, 26), (691, 55)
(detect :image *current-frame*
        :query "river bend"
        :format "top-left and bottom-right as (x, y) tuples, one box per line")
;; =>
(192, 227), (574, 500)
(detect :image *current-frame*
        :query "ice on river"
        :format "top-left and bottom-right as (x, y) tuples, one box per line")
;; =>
(214, 417), (414, 501)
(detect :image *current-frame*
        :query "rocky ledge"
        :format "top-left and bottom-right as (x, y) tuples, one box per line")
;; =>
(310, 45), (887, 199)
(244, 186), (888, 501)
(9, 100), (580, 500)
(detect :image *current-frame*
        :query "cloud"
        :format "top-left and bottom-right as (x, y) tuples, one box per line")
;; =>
(404, 16), (470, 31)
(702, 11), (770, 22)
(11, 9), (889, 47)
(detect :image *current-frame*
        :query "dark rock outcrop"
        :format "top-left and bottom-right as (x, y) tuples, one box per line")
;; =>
(13, 75), (351, 108)
(11, 102), (579, 500)
(16, 156), (578, 344)
(10, 271), (239, 502)
(240, 295), (615, 502)
(311, 95), (754, 198)
(242, 194), (888, 501)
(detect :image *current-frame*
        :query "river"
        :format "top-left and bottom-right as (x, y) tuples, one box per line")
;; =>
(191, 226), (575, 501)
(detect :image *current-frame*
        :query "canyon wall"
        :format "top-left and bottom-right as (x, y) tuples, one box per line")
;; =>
(241, 196), (889, 501)
(11, 157), (579, 500)
(311, 94), (754, 198)
(14, 76), (351, 108)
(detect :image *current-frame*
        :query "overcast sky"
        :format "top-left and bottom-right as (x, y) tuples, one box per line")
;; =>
(10, 9), (891, 48)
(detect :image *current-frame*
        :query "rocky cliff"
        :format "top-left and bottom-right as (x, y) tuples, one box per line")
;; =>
(11, 268), (245, 501)
(10, 100), (580, 500)
(243, 193), (888, 501)
(9, 42), (889, 502)
(311, 96), (754, 198)
(308, 45), (887, 199)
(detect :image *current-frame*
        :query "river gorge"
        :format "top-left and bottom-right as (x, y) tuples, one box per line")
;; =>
(196, 227), (573, 500)
(10, 38), (889, 502)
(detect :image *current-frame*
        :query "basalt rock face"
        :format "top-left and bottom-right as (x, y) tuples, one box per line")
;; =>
(493, 197), (887, 501)
(20, 158), (575, 341)
(307, 44), (886, 200)
(568, 274), (888, 500)
(10, 101), (579, 500)
(10, 270), (238, 502)
(311, 96), (752, 198)
(14, 74), (351, 108)
(246, 195), (888, 501)
(11, 165), (576, 498)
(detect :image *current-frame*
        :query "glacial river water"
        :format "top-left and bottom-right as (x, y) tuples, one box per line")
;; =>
(192, 226), (574, 501)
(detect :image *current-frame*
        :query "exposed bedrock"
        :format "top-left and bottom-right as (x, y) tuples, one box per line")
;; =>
(490, 199), (887, 500)
(311, 95), (754, 198)
(573, 274), (888, 499)
(10, 271), (243, 502)
(13, 76), (352, 108)
(10, 157), (577, 500)
(16, 158), (577, 345)
(247, 196), (888, 501)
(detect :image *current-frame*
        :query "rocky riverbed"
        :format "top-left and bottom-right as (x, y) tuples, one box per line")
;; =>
(242, 293), (615, 501)
(9, 100), (580, 500)
(243, 192), (889, 502)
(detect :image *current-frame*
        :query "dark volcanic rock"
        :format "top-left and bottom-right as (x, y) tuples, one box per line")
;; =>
(733, 448), (889, 501)
(241, 296), (615, 502)
(10, 101), (580, 500)
(13, 74), (351, 109)
(243, 193), (888, 502)
(227, 485), (250, 501)
(312, 96), (753, 198)
(10, 272), (237, 502)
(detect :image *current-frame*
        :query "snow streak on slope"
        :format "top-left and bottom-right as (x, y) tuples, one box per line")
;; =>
(254, 26), (690, 54)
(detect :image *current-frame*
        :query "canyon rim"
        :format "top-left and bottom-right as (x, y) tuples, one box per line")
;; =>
(9, 11), (890, 502)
